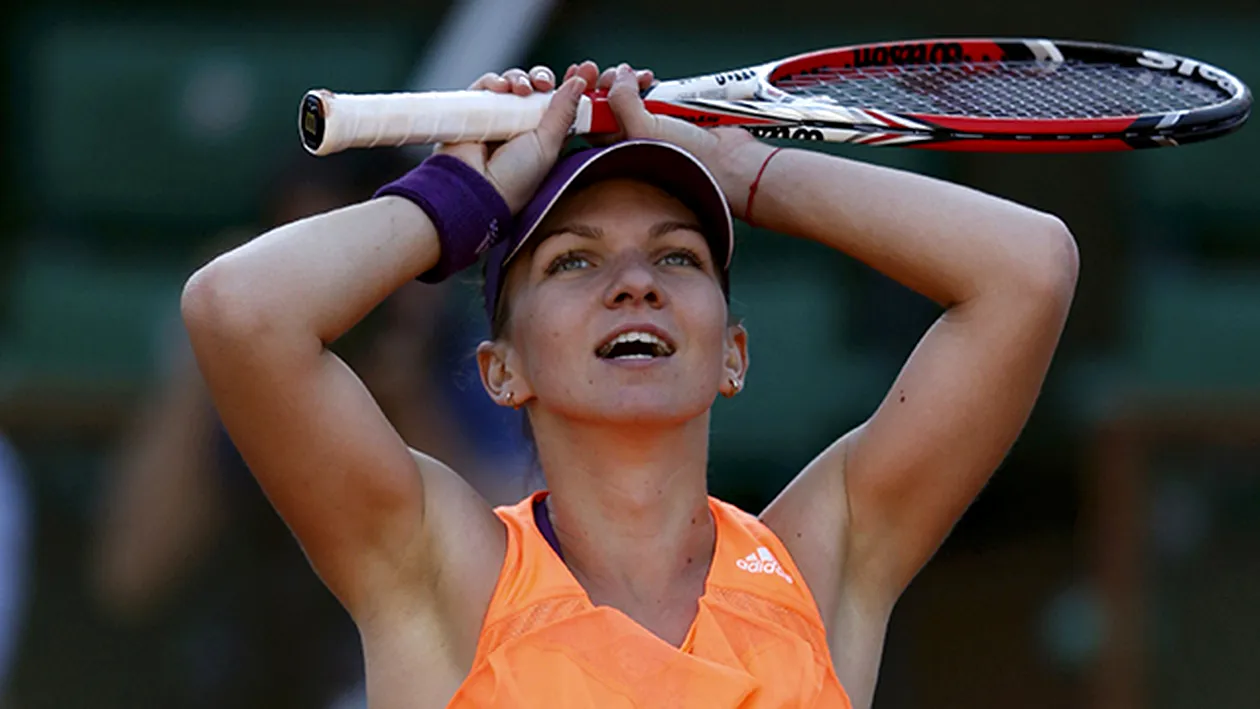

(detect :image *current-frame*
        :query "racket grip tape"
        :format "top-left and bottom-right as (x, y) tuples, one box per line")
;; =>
(300, 89), (604, 156)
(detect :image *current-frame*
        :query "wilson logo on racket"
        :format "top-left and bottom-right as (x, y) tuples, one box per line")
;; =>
(852, 41), (965, 68)
(746, 126), (823, 141)
(713, 69), (757, 86)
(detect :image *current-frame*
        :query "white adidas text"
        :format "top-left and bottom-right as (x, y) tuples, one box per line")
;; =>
(735, 546), (794, 584)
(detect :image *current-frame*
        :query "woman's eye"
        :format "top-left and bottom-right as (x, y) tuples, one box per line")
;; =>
(659, 249), (701, 268)
(546, 252), (592, 274)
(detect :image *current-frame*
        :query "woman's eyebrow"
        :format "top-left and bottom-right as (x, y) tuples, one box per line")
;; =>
(536, 220), (702, 244)
(537, 223), (604, 241)
(650, 220), (705, 238)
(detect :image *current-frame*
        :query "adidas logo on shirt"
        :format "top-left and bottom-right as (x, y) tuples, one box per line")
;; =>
(735, 546), (794, 584)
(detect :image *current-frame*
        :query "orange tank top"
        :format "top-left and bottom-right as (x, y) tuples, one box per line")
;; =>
(447, 491), (852, 709)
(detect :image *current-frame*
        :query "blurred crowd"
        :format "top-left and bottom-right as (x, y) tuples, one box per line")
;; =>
(0, 1), (1257, 707)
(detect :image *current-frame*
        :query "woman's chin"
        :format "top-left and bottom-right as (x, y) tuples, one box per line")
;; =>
(581, 391), (714, 427)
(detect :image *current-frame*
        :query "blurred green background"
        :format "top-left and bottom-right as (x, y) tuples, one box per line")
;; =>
(0, 0), (1257, 707)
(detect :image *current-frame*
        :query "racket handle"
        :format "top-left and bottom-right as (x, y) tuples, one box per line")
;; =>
(300, 89), (601, 156)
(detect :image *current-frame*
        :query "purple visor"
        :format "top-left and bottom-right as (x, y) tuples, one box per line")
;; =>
(482, 139), (734, 323)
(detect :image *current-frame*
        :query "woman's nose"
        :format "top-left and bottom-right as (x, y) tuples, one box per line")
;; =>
(603, 256), (664, 309)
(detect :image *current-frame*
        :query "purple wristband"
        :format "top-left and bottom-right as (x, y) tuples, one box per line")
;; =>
(374, 154), (511, 283)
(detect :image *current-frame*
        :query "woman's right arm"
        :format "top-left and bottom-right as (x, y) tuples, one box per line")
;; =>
(181, 68), (590, 620)
(181, 195), (455, 613)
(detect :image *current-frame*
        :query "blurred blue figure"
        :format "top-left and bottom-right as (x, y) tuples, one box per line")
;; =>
(0, 434), (31, 703)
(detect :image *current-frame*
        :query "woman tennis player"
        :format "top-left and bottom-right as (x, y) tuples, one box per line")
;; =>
(183, 61), (1078, 708)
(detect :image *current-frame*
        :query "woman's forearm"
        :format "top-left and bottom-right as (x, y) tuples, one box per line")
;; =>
(732, 147), (1075, 307)
(185, 196), (439, 346)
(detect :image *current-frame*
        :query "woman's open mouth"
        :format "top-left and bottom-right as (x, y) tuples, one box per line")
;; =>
(595, 328), (677, 361)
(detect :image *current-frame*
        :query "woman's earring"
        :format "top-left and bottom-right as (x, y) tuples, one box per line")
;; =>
(725, 378), (742, 398)
(506, 391), (517, 409)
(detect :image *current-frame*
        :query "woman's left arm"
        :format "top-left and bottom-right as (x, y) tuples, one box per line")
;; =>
(742, 147), (1077, 709)
(746, 143), (1078, 605)
(602, 62), (1077, 617)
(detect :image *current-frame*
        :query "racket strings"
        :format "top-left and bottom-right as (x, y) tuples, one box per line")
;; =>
(773, 61), (1229, 118)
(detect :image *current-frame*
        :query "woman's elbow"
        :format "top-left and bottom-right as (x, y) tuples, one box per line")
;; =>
(1019, 214), (1080, 303)
(181, 258), (270, 342)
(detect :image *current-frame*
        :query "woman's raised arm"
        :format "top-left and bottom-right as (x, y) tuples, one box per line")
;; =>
(750, 146), (1077, 708)
(183, 69), (590, 617)
(181, 195), (450, 613)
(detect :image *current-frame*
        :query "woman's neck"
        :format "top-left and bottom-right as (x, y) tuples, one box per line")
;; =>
(533, 413), (716, 610)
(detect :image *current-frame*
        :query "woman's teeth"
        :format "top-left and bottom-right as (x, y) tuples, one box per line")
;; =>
(597, 331), (675, 359)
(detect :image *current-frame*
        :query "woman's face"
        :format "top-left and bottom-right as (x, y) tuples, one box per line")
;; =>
(481, 178), (747, 426)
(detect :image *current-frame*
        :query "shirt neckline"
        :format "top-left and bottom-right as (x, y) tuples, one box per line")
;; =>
(525, 490), (721, 651)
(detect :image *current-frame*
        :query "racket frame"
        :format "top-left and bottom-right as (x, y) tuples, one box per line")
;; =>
(300, 38), (1251, 154)
(635, 38), (1252, 151)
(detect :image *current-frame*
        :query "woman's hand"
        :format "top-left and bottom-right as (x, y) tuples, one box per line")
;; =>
(436, 66), (588, 213)
(439, 61), (775, 219)
(581, 62), (775, 220)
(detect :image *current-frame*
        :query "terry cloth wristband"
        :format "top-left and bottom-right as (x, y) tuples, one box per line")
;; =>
(374, 154), (512, 283)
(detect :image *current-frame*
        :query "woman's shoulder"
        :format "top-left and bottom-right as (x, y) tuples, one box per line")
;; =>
(484, 491), (583, 606)
(708, 495), (773, 540)
(707, 495), (821, 613)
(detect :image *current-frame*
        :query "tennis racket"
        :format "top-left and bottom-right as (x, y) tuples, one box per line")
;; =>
(299, 38), (1251, 155)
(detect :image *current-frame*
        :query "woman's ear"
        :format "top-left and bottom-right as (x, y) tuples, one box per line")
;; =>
(477, 340), (533, 409)
(720, 323), (749, 398)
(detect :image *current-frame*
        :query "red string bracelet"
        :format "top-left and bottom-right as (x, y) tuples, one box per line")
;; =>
(744, 147), (783, 228)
